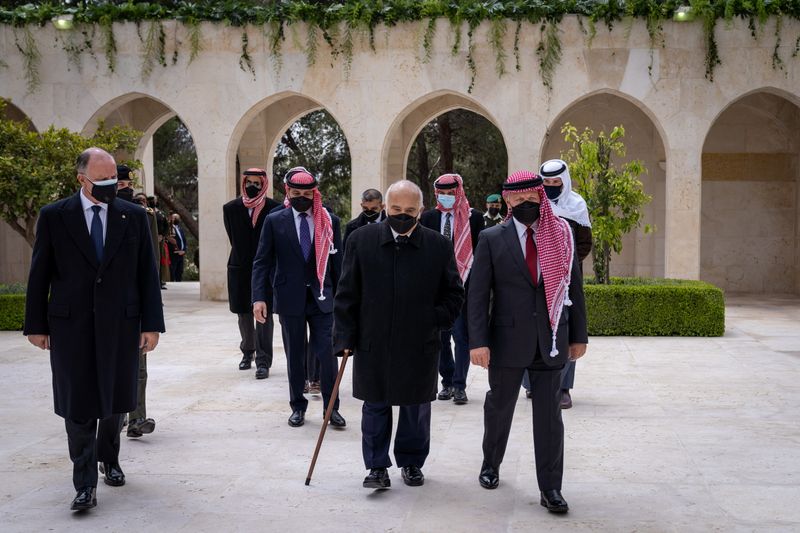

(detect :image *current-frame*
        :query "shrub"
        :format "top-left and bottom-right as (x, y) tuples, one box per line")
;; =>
(0, 293), (25, 331)
(584, 278), (725, 336)
(182, 262), (199, 281)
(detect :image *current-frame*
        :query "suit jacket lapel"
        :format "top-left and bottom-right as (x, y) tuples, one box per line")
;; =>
(501, 221), (535, 287)
(61, 192), (100, 270)
(99, 201), (127, 275)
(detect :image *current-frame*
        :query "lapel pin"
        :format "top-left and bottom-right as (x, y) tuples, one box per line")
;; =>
(122, 214), (126, 219)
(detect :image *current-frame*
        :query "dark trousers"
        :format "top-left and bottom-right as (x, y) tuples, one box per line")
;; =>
(128, 350), (148, 420)
(237, 312), (274, 368)
(305, 339), (320, 382)
(361, 401), (431, 469)
(522, 360), (575, 391)
(438, 313), (470, 390)
(65, 414), (124, 490)
(483, 353), (565, 491)
(169, 253), (184, 282)
(278, 289), (339, 412)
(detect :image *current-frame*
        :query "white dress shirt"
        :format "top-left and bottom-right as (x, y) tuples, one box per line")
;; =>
(512, 217), (540, 279)
(292, 207), (315, 243)
(79, 187), (108, 243)
(439, 210), (454, 239)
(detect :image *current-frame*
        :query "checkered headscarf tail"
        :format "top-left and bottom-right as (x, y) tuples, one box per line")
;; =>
(283, 169), (337, 301)
(434, 173), (473, 282)
(503, 170), (574, 357)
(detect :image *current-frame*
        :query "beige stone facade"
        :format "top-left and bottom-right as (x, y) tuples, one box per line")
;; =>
(1, 17), (799, 296)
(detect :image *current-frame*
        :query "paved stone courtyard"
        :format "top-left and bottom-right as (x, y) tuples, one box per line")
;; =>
(1, 282), (798, 532)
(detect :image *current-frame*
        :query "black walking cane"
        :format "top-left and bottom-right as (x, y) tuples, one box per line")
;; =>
(305, 349), (350, 486)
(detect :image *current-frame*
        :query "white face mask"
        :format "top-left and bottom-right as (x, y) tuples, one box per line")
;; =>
(437, 194), (456, 209)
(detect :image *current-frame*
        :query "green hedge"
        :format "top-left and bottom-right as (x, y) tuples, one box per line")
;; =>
(584, 278), (725, 336)
(0, 293), (25, 331)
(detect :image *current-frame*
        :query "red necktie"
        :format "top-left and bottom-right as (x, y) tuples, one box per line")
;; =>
(526, 227), (538, 286)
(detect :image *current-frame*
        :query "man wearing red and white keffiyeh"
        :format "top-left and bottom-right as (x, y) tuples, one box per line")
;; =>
(420, 173), (485, 405)
(467, 170), (588, 513)
(251, 167), (346, 429)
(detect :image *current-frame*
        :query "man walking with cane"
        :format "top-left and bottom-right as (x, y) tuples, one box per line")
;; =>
(333, 180), (464, 489)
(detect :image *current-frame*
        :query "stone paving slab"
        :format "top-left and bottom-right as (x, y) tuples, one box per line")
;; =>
(0, 283), (798, 532)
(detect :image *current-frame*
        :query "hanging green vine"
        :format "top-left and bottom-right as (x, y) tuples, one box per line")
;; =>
(536, 21), (562, 93)
(3, 1), (800, 94)
(466, 21), (478, 93)
(100, 16), (117, 73)
(239, 30), (255, 78)
(489, 19), (507, 77)
(187, 20), (203, 64)
(14, 27), (40, 93)
(140, 20), (166, 80)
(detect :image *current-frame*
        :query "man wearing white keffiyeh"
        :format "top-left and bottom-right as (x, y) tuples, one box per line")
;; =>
(468, 170), (588, 513)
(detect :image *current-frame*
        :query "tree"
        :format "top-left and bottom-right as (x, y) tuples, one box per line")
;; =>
(0, 99), (141, 247)
(561, 123), (653, 284)
(406, 109), (508, 211)
(273, 110), (352, 221)
(152, 116), (199, 239)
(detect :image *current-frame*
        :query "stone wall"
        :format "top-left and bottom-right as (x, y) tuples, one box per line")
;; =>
(1, 17), (799, 294)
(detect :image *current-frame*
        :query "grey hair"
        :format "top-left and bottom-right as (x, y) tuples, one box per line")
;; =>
(76, 147), (114, 175)
(385, 180), (423, 209)
(361, 188), (383, 202)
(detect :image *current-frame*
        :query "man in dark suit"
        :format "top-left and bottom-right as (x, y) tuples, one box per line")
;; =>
(343, 188), (386, 248)
(223, 168), (280, 379)
(169, 213), (187, 282)
(334, 180), (464, 489)
(420, 174), (484, 405)
(252, 167), (346, 428)
(468, 170), (587, 513)
(24, 148), (165, 512)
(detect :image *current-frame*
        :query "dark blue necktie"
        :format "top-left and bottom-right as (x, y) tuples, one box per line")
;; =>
(299, 212), (311, 261)
(90, 205), (104, 262)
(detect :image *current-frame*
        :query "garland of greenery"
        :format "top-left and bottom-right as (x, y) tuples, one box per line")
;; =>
(2, 1), (800, 94)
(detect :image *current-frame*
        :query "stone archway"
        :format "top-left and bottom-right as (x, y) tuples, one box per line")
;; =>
(381, 91), (508, 194)
(701, 88), (800, 293)
(541, 91), (668, 278)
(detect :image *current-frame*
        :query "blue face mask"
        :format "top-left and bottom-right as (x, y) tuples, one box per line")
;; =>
(437, 194), (456, 209)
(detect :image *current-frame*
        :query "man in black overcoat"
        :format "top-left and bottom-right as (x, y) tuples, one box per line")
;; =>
(342, 188), (386, 249)
(419, 173), (484, 404)
(468, 170), (587, 513)
(334, 180), (464, 489)
(223, 168), (280, 379)
(24, 148), (165, 512)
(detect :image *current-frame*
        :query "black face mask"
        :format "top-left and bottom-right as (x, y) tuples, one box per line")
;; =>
(488, 207), (500, 217)
(245, 184), (261, 199)
(512, 201), (540, 226)
(363, 210), (381, 221)
(387, 213), (417, 234)
(89, 179), (118, 204)
(117, 187), (134, 202)
(544, 185), (562, 201)
(289, 196), (313, 212)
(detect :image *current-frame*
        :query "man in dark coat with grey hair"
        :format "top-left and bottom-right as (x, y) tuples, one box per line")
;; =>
(334, 179), (464, 490)
(24, 147), (165, 512)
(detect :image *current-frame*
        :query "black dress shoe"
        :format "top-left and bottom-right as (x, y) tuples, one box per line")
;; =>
(540, 489), (569, 513)
(479, 462), (499, 489)
(288, 410), (305, 427)
(401, 465), (424, 486)
(70, 487), (96, 511)
(238, 354), (253, 370)
(127, 417), (155, 438)
(363, 467), (391, 489)
(255, 366), (269, 379)
(328, 409), (346, 428)
(453, 388), (468, 404)
(98, 462), (125, 487)
(437, 387), (454, 400)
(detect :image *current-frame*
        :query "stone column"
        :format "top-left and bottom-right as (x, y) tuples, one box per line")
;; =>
(664, 148), (702, 279)
(350, 146), (383, 217)
(196, 140), (231, 301)
(141, 137), (155, 195)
